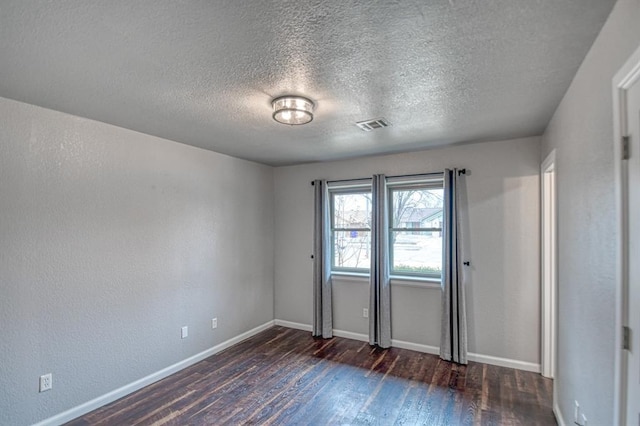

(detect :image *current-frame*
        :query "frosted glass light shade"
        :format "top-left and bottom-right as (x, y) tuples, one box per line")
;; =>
(272, 96), (314, 125)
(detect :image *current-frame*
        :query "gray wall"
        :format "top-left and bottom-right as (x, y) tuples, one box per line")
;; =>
(274, 137), (541, 364)
(0, 97), (274, 426)
(540, 0), (640, 424)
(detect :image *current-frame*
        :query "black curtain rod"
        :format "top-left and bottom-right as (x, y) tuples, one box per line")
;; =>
(311, 177), (371, 186)
(312, 170), (467, 186)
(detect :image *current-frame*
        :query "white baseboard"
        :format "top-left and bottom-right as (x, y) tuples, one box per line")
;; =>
(273, 319), (312, 332)
(272, 321), (370, 345)
(553, 377), (563, 426)
(333, 329), (368, 342)
(391, 338), (440, 355)
(467, 352), (541, 373)
(273, 322), (371, 346)
(34, 320), (276, 426)
(554, 402), (567, 426)
(274, 320), (541, 373)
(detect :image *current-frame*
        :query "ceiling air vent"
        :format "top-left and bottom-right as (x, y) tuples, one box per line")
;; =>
(355, 118), (391, 132)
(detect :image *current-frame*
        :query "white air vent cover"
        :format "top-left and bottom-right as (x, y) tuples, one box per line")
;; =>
(356, 118), (391, 131)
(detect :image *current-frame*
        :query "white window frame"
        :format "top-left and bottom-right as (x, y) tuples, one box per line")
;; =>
(328, 181), (372, 274)
(387, 176), (444, 281)
(327, 175), (444, 288)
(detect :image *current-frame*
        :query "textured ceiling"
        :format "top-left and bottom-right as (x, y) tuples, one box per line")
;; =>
(0, 1), (616, 166)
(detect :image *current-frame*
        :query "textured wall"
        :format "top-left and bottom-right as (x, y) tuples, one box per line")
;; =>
(0, 97), (274, 426)
(274, 137), (541, 364)
(540, 0), (640, 424)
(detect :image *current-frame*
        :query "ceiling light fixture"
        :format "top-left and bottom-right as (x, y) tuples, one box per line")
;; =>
(272, 96), (314, 125)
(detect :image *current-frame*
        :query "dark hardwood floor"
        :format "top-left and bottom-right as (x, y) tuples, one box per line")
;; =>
(66, 326), (555, 425)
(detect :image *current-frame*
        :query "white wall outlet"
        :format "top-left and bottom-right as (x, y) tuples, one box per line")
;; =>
(211, 318), (218, 329)
(363, 308), (369, 318)
(181, 326), (188, 339)
(574, 401), (580, 423)
(39, 373), (52, 392)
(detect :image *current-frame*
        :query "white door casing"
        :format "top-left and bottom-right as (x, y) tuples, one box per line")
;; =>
(613, 44), (640, 426)
(623, 64), (640, 426)
(541, 150), (557, 381)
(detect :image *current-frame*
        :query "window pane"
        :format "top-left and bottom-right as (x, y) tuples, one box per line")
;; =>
(333, 230), (371, 270)
(333, 192), (372, 229)
(391, 188), (443, 228)
(391, 231), (442, 276)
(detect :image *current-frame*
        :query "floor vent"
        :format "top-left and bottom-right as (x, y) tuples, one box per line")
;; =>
(356, 118), (391, 131)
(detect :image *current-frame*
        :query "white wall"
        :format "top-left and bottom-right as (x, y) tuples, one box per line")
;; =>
(274, 137), (541, 365)
(0, 97), (274, 426)
(540, 0), (640, 424)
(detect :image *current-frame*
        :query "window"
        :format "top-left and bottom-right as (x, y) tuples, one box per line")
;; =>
(328, 175), (443, 281)
(389, 180), (444, 279)
(330, 187), (372, 272)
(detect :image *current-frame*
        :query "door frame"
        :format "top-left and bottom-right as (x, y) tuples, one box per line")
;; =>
(613, 43), (640, 426)
(541, 150), (557, 380)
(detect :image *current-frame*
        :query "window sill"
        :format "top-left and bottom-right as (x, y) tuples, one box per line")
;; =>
(390, 276), (441, 289)
(330, 272), (441, 289)
(330, 272), (369, 283)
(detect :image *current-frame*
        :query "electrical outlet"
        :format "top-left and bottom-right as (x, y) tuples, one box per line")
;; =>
(39, 373), (52, 392)
(211, 318), (218, 329)
(363, 308), (369, 318)
(181, 326), (188, 339)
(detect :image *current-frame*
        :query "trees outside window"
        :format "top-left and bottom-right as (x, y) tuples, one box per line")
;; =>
(328, 177), (443, 280)
(330, 190), (371, 271)
(389, 183), (443, 278)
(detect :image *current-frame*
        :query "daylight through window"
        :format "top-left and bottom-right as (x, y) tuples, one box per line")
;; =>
(389, 180), (444, 279)
(328, 175), (444, 280)
(330, 188), (372, 272)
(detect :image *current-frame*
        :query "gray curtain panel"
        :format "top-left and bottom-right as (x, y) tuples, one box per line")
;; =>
(369, 174), (391, 348)
(439, 169), (468, 364)
(312, 180), (333, 338)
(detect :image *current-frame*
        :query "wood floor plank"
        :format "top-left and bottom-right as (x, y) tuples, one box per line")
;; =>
(268, 343), (368, 424)
(65, 327), (556, 425)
